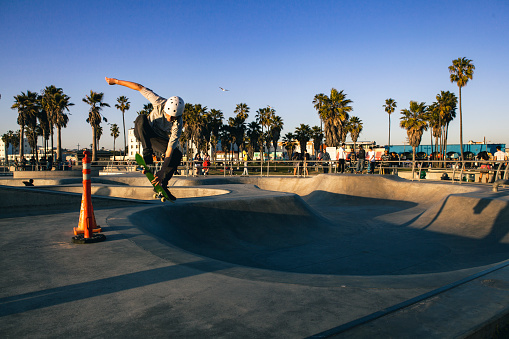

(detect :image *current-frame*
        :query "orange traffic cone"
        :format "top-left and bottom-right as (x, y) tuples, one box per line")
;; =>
(73, 150), (101, 236)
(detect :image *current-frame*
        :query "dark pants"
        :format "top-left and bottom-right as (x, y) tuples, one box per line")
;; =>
(160, 148), (183, 187)
(134, 115), (169, 155)
(337, 159), (345, 173)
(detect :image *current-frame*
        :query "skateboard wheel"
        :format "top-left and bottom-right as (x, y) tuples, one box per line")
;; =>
(161, 197), (166, 202)
(153, 193), (158, 199)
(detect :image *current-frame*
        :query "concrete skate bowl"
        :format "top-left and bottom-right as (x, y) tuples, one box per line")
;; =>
(131, 175), (509, 278)
(33, 185), (230, 200)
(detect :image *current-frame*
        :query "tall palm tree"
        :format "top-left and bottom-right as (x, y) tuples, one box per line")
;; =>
(41, 85), (62, 160)
(400, 101), (428, 166)
(183, 104), (207, 156)
(294, 124), (312, 155)
(11, 93), (28, 158)
(138, 103), (153, 116)
(311, 126), (323, 158)
(115, 96), (130, 159)
(204, 109), (223, 161)
(435, 90), (457, 165)
(383, 98), (397, 150)
(234, 103), (250, 121)
(54, 92), (73, 161)
(426, 102), (441, 159)
(83, 90), (110, 161)
(312, 93), (327, 139)
(347, 116), (363, 155)
(1, 131), (16, 159)
(282, 132), (296, 159)
(110, 123), (120, 157)
(255, 106), (275, 157)
(246, 121), (261, 160)
(269, 115), (284, 160)
(314, 89), (353, 147)
(12, 91), (39, 159)
(449, 57), (475, 161)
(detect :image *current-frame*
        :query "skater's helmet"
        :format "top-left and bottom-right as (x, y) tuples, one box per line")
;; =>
(164, 96), (185, 117)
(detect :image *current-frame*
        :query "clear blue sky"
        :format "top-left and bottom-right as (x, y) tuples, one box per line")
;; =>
(1, 0), (508, 150)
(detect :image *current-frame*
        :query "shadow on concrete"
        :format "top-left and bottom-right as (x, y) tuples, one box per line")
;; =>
(0, 260), (215, 317)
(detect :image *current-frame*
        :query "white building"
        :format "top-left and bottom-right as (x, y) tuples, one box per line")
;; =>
(0, 138), (32, 161)
(127, 128), (141, 159)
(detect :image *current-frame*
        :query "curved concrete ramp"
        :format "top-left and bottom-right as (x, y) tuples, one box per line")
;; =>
(129, 175), (509, 277)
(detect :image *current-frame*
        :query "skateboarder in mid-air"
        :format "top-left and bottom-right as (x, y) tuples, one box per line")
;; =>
(105, 77), (184, 200)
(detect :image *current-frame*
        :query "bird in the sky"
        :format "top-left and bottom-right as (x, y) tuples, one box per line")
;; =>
(219, 87), (229, 91)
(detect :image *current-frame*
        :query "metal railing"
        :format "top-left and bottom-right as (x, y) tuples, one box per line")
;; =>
(2, 158), (507, 184)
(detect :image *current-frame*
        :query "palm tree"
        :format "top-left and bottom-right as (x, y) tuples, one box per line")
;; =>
(115, 96), (130, 159)
(53, 92), (73, 161)
(255, 106), (275, 160)
(310, 126), (323, 158)
(1, 131), (16, 159)
(41, 85), (62, 160)
(383, 98), (397, 151)
(347, 116), (363, 155)
(234, 103), (250, 121)
(449, 57), (475, 161)
(294, 124), (312, 155)
(110, 123), (120, 157)
(282, 132), (296, 159)
(83, 90), (110, 161)
(312, 93), (327, 139)
(400, 101), (428, 172)
(246, 121), (261, 160)
(11, 93), (28, 158)
(269, 115), (283, 160)
(314, 89), (353, 147)
(138, 103), (153, 116)
(426, 102), (441, 160)
(183, 104), (207, 156)
(204, 109), (223, 161)
(435, 91), (457, 165)
(12, 91), (39, 159)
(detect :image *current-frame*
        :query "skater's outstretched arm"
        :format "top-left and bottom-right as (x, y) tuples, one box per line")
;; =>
(105, 77), (143, 91)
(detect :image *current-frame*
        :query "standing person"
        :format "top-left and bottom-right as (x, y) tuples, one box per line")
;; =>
(322, 150), (331, 174)
(381, 149), (391, 174)
(242, 151), (249, 176)
(390, 152), (399, 175)
(303, 151), (310, 176)
(203, 154), (211, 175)
(337, 143), (346, 173)
(477, 152), (490, 183)
(105, 77), (184, 200)
(355, 145), (366, 174)
(493, 146), (507, 180)
(194, 153), (203, 176)
(367, 147), (376, 174)
(293, 152), (301, 176)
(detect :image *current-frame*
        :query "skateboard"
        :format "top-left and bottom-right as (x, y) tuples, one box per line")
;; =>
(135, 153), (174, 203)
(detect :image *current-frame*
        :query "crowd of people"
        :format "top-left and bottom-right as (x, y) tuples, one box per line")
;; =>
(10, 155), (74, 171)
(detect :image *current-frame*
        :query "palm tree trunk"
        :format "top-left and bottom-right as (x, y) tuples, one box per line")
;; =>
(458, 87), (464, 162)
(92, 127), (97, 161)
(122, 112), (126, 160)
(388, 114), (391, 151)
(19, 126), (24, 159)
(57, 126), (63, 162)
(412, 146), (416, 180)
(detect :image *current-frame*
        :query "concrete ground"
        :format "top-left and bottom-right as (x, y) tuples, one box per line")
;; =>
(1, 173), (509, 338)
